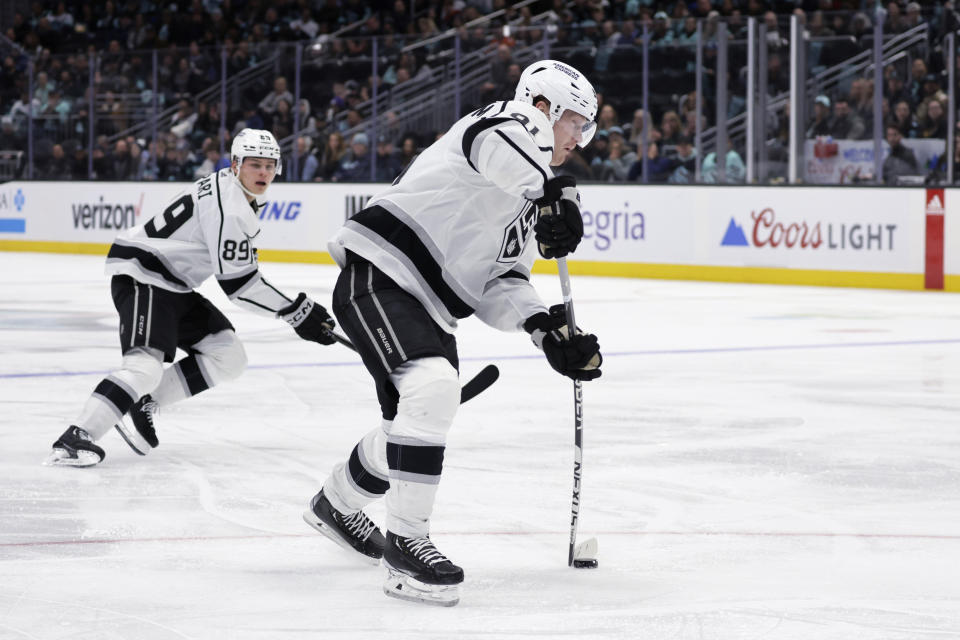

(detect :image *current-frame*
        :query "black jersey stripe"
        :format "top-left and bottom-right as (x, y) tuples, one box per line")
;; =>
(494, 129), (549, 184)
(349, 206), (474, 319)
(236, 296), (275, 312)
(107, 243), (189, 289)
(215, 171), (225, 273)
(216, 269), (259, 297)
(461, 116), (516, 172)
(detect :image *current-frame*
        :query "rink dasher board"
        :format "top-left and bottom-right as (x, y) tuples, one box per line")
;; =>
(1, 181), (957, 292)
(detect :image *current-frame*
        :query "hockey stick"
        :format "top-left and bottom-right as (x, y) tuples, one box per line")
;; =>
(327, 330), (499, 404)
(556, 257), (598, 569)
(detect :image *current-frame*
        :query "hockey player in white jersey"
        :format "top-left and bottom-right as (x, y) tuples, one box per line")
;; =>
(45, 129), (337, 467)
(302, 60), (603, 606)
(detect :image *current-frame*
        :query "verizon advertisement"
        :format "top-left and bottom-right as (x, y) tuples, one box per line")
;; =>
(0, 180), (378, 252)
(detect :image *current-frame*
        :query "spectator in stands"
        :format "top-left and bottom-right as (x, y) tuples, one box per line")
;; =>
(891, 99), (920, 138)
(230, 104), (262, 134)
(903, 2), (923, 31)
(660, 111), (683, 146)
(885, 2), (907, 33)
(830, 98), (865, 140)
(676, 16), (699, 44)
(374, 135), (402, 182)
(850, 78), (875, 132)
(766, 53), (790, 95)
(808, 10), (834, 38)
(884, 69), (909, 108)
(259, 76), (293, 118)
(882, 124), (919, 184)
(907, 59), (928, 105)
(806, 95), (833, 138)
(0, 115), (25, 150)
(128, 140), (151, 181)
(294, 135), (321, 182)
(39, 143), (71, 180)
(849, 12), (872, 45)
(764, 11), (787, 50)
(628, 140), (674, 182)
(919, 99), (948, 139)
(917, 74), (947, 122)
(106, 139), (135, 181)
(271, 99), (294, 142)
(398, 133), (419, 169)
(193, 140), (222, 179)
(291, 7), (320, 39)
(585, 129), (609, 167)
(666, 135), (697, 184)
(597, 104), (619, 134)
(595, 136), (636, 182)
(701, 139), (745, 184)
(170, 100), (198, 140)
(319, 131), (347, 181)
(333, 132), (372, 182)
(626, 108), (648, 149)
(297, 99), (320, 139)
(650, 12), (674, 46)
(480, 44), (515, 104)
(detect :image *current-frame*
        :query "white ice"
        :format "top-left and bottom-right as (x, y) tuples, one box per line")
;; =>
(1, 251), (959, 640)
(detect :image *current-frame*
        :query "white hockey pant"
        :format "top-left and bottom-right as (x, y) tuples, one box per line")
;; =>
(324, 356), (460, 538)
(150, 330), (247, 406)
(76, 348), (163, 440)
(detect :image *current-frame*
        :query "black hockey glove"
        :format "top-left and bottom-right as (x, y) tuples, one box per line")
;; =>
(524, 304), (602, 381)
(278, 293), (336, 345)
(534, 176), (584, 259)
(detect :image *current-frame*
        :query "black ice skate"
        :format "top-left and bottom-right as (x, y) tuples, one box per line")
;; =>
(382, 531), (464, 607)
(302, 489), (385, 565)
(114, 394), (159, 455)
(44, 426), (105, 467)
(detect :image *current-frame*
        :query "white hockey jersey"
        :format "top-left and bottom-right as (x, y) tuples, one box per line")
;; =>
(105, 168), (294, 316)
(328, 100), (556, 333)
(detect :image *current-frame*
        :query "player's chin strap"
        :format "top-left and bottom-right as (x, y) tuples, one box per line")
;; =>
(231, 167), (267, 208)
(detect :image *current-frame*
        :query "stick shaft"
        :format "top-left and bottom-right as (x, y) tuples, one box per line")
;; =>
(558, 258), (585, 567)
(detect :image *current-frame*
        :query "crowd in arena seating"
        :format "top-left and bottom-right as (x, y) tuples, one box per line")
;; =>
(1, 0), (959, 184)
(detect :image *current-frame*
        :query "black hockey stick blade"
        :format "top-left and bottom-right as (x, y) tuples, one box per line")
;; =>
(329, 330), (499, 404)
(460, 364), (499, 404)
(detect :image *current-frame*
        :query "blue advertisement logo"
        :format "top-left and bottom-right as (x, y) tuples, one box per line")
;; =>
(720, 217), (749, 246)
(14, 188), (25, 212)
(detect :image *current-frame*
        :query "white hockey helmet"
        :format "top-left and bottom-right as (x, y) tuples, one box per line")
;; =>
(514, 60), (598, 147)
(231, 128), (283, 175)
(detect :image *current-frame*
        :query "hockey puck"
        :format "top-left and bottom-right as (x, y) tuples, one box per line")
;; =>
(572, 559), (598, 568)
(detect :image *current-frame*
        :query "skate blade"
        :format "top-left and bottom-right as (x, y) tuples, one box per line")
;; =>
(301, 510), (381, 566)
(43, 448), (100, 467)
(114, 421), (149, 456)
(383, 568), (460, 607)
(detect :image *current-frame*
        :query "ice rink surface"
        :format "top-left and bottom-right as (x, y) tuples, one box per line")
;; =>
(1, 251), (959, 640)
